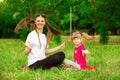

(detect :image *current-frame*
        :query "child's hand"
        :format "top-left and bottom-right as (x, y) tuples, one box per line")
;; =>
(84, 50), (90, 54)
(82, 50), (90, 56)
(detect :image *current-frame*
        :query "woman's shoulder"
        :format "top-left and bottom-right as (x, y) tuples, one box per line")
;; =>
(28, 31), (36, 36)
(26, 31), (36, 39)
(41, 33), (45, 35)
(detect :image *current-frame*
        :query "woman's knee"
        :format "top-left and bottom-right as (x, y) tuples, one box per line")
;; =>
(58, 52), (65, 59)
(54, 52), (65, 61)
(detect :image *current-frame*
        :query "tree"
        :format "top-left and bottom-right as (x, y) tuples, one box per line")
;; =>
(0, 0), (120, 43)
(92, 0), (120, 43)
(0, 1), (16, 38)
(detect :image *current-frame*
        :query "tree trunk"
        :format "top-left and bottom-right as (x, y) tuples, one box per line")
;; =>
(73, 20), (77, 32)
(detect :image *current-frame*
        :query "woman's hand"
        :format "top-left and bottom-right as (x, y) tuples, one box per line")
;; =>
(59, 42), (65, 49)
(45, 42), (65, 54)
(24, 41), (32, 55)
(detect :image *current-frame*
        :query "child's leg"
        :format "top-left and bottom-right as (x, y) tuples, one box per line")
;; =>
(64, 59), (80, 70)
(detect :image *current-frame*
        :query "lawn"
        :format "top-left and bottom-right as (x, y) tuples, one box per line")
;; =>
(0, 36), (120, 80)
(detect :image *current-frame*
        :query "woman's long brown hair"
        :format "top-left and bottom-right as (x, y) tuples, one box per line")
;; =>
(35, 14), (60, 45)
(14, 14), (60, 45)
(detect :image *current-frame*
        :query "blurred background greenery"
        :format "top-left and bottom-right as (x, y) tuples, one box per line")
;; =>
(0, 0), (120, 43)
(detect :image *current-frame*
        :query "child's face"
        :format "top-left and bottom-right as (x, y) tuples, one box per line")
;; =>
(73, 37), (82, 46)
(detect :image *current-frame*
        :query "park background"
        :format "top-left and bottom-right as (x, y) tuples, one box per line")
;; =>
(0, 0), (120, 80)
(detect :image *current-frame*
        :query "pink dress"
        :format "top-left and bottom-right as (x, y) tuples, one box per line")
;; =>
(74, 44), (86, 69)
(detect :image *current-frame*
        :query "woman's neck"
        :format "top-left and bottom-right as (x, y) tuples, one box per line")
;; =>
(35, 28), (43, 34)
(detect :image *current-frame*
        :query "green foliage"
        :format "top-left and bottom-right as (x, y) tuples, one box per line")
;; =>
(0, 13), (16, 38)
(61, 13), (78, 25)
(99, 26), (109, 44)
(0, 0), (120, 44)
(18, 28), (30, 41)
(63, 30), (71, 35)
(52, 36), (61, 45)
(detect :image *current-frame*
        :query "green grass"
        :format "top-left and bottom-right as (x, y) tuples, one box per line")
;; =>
(0, 36), (120, 80)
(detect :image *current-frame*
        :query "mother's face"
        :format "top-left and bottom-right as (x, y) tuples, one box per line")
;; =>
(35, 16), (46, 29)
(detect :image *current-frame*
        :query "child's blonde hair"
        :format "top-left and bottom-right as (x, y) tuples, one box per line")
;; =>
(71, 32), (82, 41)
(71, 32), (94, 41)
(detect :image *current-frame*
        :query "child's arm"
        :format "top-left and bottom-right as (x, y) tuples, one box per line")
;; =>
(82, 50), (90, 56)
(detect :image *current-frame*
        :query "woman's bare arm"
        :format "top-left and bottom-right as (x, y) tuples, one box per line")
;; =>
(45, 42), (65, 54)
(24, 42), (32, 55)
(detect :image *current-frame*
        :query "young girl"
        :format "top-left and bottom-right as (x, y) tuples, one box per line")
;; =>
(71, 32), (90, 70)
(65, 32), (97, 70)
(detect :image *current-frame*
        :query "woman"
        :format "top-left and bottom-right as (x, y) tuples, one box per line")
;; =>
(24, 14), (65, 70)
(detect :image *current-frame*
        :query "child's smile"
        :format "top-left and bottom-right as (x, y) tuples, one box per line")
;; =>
(73, 37), (82, 46)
